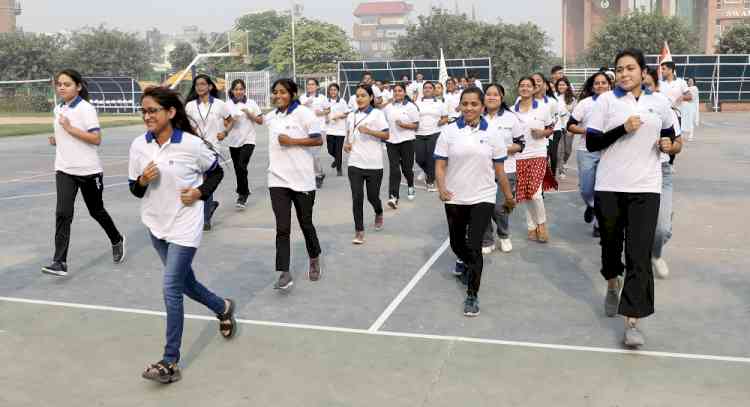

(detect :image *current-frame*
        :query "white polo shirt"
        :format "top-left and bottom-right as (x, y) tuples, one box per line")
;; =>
(185, 97), (231, 146)
(346, 106), (389, 170)
(416, 98), (448, 136)
(514, 99), (553, 160)
(128, 129), (218, 248)
(434, 116), (507, 205)
(299, 93), (330, 135)
(325, 98), (349, 136)
(587, 86), (676, 193)
(263, 101), (322, 191)
(226, 98), (261, 147)
(444, 91), (462, 119)
(383, 101), (419, 144)
(485, 109), (523, 173)
(53, 96), (103, 176)
(381, 88), (393, 104)
(408, 81), (425, 100)
(570, 95), (599, 152)
(659, 78), (689, 109)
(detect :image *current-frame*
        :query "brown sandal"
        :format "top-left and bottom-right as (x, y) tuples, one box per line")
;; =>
(142, 360), (181, 384)
(217, 298), (236, 339)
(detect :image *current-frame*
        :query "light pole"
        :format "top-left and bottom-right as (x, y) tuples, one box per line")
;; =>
(291, 2), (304, 80)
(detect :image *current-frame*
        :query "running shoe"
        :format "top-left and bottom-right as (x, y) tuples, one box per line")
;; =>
(41, 262), (67, 277)
(274, 271), (294, 290)
(374, 214), (384, 231)
(652, 257), (669, 279)
(352, 231), (365, 245)
(584, 206), (594, 224)
(235, 195), (248, 210)
(112, 236), (127, 264)
(499, 238), (513, 253)
(407, 187), (416, 201)
(481, 244), (494, 255)
(604, 278), (622, 317)
(316, 175), (325, 189)
(387, 197), (398, 210)
(452, 260), (466, 276)
(463, 295), (480, 317)
(426, 183), (438, 193)
(624, 326), (645, 348)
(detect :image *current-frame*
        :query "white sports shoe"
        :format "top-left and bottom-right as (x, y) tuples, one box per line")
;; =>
(481, 245), (494, 255)
(499, 238), (512, 253)
(652, 257), (669, 279)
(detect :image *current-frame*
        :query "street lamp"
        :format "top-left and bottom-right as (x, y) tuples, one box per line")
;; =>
(291, 2), (304, 80)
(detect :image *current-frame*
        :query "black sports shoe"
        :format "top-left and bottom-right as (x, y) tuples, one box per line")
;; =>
(316, 175), (325, 189)
(41, 262), (68, 277)
(451, 261), (466, 276)
(584, 206), (594, 224)
(203, 222), (211, 231)
(235, 195), (248, 210)
(592, 225), (600, 238)
(112, 236), (127, 264)
(463, 295), (480, 317)
(331, 161), (337, 168)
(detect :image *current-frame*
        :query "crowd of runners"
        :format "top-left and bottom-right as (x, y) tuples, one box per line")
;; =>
(40, 46), (702, 383)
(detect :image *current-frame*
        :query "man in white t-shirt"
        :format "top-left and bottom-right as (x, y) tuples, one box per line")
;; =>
(659, 61), (692, 110)
(407, 72), (425, 101)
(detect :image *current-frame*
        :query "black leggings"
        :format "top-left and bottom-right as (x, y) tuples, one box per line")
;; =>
(445, 202), (494, 297)
(415, 133), (439, 184)
(54, 171), (122, 263)
(595, 191), (660, 318)
(326, 135), (345, 172)
(548, 130), (563, 177)
(269, 187), (321, 272)
(229, 144), (255, 196)
(347, 166), (383, 231)
(386, 140), (415, 199)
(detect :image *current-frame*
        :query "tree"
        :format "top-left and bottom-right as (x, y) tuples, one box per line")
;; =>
(393, 9), (552, 86)
(719, 23), (750, 54)
(234, 10), (289, 71)
(585, 11), (699, 67)
(60, 25), (152, 78)
(0, 32), (63, 80)
(168, 41), (197, 72)
(268, 18), (357, 75)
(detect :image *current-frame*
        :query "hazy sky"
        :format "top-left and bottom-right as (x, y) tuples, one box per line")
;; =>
(18, 0), (562, 53)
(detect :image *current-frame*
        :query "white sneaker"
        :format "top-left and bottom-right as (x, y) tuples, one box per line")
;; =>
(481, 245), (494, 255)
(499, 238), (512, 253)
(417, 172), (426, 182)
(407, 187), (416, 201)
(558, 173), (567, 179)
(652, 257), (669, 279)
(387, 197), (398, 210)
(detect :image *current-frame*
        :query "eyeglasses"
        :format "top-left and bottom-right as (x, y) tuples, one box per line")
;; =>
(140, 107), (165, 117)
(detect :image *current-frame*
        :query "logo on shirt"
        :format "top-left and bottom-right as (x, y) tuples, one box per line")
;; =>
(169, 160), (175, 166)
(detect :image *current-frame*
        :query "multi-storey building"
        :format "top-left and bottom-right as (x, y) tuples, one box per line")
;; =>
(353, 1), (414, 59)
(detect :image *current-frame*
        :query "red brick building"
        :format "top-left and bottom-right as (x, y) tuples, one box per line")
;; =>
(0, 0), (22, 33)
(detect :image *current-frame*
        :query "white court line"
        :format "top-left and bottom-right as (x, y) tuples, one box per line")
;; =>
(0, 159), (130, 184)
(368, 238), (450, 332)
(1, 295), (749, 365)
(0, 181), (130, 201)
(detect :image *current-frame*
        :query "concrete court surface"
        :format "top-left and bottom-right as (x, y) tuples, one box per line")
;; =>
(0, 113), (748, 406)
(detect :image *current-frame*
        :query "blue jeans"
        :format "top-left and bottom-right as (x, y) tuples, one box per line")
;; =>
(653, 162), (674, 258)
(150, 234), (225, 364)
(483, 173), (517, 246)
(576, 150), (600, 208)
(203, 193), (215, 224)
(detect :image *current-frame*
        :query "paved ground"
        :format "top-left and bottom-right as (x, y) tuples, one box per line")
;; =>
(1, 113), (748, 406)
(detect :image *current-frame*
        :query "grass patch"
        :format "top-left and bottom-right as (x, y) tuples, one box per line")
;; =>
(0, 120), (143, 138)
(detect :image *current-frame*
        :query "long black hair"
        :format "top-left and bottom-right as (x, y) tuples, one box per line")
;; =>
(579, 71), (613, 100)
(327, 83), (341, 102)
(141, 86), (197, 135)
(55, 69), (90, 102)
(555, 77), (575, 106)
(392, 83), (415, 105)
(271, 78), (299, 102)
(531, 72), (556, 100)
(186, 74), (220, 104)
(354, 84), (376, 108)
(483, 83), (511, 113)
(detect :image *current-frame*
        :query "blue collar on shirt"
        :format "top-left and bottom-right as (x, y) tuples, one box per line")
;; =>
(456, 116), (488, 131)
(514, 99), (539, 112)
(358, 105), (374, 114)
(613, 85), (652, 98)
(277, 100), (300, 114)
(231, 96), (247, 104)
(61, 96), (83, 108)
(329, 97), (341, 103)
(145, 128), (183, 144)
(592, 94), (600, 101)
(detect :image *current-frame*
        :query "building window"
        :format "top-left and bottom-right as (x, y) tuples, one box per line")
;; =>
(716, 0), (721, 9)
(359, 16), (376, 24)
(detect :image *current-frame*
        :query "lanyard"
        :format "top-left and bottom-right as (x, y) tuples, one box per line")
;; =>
(196, 99), (214, 135)
(350, 110), (372, 141)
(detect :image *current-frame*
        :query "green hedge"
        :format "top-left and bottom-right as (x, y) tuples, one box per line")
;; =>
(0, 95), (55, 113)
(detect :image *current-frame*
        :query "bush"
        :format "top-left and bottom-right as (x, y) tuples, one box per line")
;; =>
(0, 95), (55, 113)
